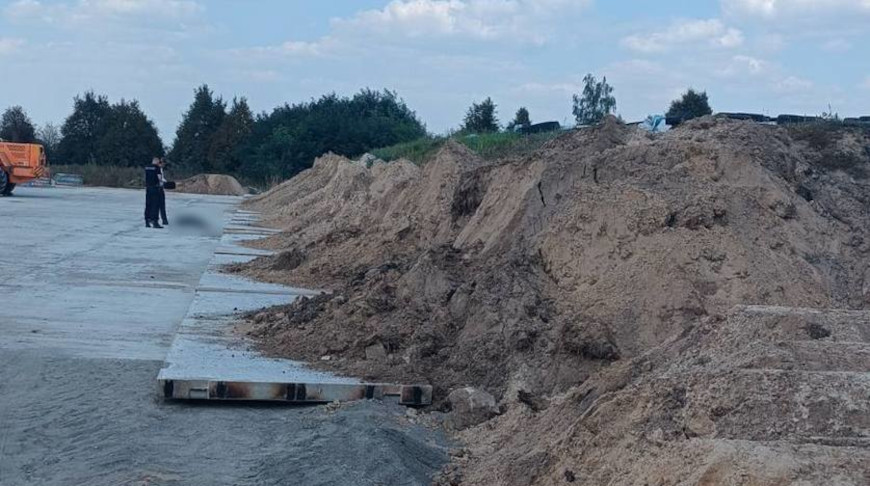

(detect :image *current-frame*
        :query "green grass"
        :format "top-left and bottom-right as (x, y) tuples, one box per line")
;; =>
(50, 164), (146, 188)
(49, 164), (200, 189)
(372, 130), (562, 165)
(371, 137), (446, 165)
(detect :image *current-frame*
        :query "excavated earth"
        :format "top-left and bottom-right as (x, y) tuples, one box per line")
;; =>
(175, 173), (247, 196)
(231, 116), (870, 485)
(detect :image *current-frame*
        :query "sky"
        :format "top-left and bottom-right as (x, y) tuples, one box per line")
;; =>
(0, 0), (868, 142)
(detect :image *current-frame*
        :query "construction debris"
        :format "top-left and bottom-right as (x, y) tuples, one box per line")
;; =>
(233, 115), (870, 484)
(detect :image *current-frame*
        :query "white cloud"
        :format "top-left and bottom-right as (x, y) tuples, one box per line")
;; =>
(230, 0), (592, 61)
(716, 54), (769, 76)
(232, 39), (332, 59)
(822, 38), (852, 51)
(331, 0), (592, 45)
(772, 75), (813, 92)
(722, 0), (870, 18)
(622, 19), (744, 53)
(862, 76), (870, 89)
(0, 37), (25, 55)
(5, 0), (203, 24)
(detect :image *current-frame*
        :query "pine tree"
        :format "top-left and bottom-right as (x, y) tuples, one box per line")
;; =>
(209, 97), (254, 174)
(462, 97), (499, 134)
(169, 85), (227, 172)
(0, 106), (37, 143)
(57, 92), (112, 165)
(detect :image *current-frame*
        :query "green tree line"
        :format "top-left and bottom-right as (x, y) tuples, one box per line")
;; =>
(1, 77), (714, 185)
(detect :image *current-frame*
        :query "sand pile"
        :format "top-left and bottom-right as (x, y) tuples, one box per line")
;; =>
(443, 306), (870, 485)
(235, 116), (870, 484)
(175, 174), (247, 196)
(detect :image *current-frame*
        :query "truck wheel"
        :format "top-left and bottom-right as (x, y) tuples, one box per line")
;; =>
(0, 170), (9, 196)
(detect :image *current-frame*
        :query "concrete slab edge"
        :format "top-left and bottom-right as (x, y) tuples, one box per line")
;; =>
(160, 379), (433, 406)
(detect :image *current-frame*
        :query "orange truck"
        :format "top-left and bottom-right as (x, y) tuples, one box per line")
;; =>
(0, 142), (48, 196)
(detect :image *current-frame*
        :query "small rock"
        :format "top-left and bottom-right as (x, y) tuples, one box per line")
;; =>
(365, 342), (388, 362)
(646, 427), (665, 445)
(446, 387), (499, 430)
(686, 413), (716, 438)
(804, 323), (831, 340)
(320, 355), (332, 361)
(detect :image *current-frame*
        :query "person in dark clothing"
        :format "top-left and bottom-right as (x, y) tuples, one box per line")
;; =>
(157, 158), (169, 226)
(144, 157), (163, 228)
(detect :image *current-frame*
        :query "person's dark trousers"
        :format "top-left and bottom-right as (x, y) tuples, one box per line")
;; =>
(145, 186), (161, 224)
(158, 187), (168, 224)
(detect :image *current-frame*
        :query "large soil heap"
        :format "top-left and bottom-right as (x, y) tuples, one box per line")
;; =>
(175, 174), (247, 196)
(236, 116), (870, 484)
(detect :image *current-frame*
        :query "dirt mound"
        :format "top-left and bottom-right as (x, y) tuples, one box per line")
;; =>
(236, 116), (870, 484)
(443, 306), (870, 485)
(175, 174), (247, 196)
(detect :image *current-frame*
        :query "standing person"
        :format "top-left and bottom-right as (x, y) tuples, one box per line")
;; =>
(144, 157), (163, 228)
(157, 158), (169, 226)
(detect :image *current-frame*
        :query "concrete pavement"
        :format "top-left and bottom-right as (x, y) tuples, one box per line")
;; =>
(0, 186), (447, 486)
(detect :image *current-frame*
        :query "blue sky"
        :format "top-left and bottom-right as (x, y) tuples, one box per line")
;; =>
(1, 0), (868, 142)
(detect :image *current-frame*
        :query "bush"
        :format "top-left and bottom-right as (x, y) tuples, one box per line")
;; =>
(666, 89), (712, 122)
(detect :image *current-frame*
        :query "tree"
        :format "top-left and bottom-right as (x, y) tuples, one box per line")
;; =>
(209, 97), (254, 174)
(0, 106), (36, 143)
(57, 92), (112, 164)
(169, 85), (227, 172)
(507, 107), (532, 131)
(239, 89), (426, 182)
(462, 97), (499, 134)
(666, 89), (712, 122)
(36, 122), (62, 160)
(572, 74), (616, 125)
(96, 100), (164, 167)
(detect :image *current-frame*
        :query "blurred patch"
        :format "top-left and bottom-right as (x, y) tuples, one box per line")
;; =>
(170, 210), (222, 237)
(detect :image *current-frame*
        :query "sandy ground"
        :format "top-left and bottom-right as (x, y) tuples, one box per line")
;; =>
(0, 187), (448, 486)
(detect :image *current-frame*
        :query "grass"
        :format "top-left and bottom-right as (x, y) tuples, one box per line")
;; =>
(50, 164), (146, 188)
(49, 164), (199, 189)
(371, 137), (446, 165)
(372, 130), (563, 165)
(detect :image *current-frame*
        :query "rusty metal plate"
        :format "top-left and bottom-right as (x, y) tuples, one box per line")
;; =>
(160, 379), (432, 406)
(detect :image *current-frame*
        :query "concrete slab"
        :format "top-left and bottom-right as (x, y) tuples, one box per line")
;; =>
(0, 186), (447, 485)
(157, 207), (433, 406)
(0, 186), (240, 360)
(214, 245), (275, 256)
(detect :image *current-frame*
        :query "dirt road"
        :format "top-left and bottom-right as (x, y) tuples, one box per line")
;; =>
(0, 187), (447, 486)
